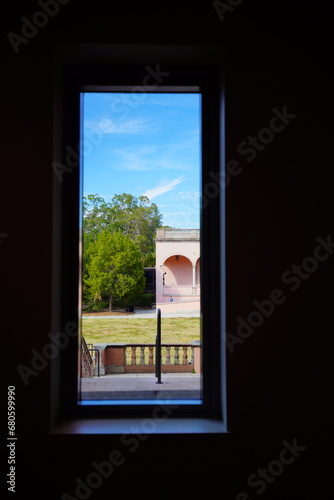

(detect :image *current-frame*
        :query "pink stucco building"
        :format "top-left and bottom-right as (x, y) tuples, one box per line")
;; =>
(155, 229), (200, 313)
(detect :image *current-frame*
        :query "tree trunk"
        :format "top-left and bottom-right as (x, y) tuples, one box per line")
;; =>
(109, 294), (113, 311)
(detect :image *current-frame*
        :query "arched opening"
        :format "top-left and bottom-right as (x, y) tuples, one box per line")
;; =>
(163, 255), (193, 286)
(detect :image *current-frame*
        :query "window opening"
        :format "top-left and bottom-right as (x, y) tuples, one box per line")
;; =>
(79, 91), (202, 405)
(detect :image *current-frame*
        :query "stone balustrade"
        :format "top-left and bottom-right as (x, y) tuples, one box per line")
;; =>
(155, 228), (200, 239)
(89, 342), (201, 376)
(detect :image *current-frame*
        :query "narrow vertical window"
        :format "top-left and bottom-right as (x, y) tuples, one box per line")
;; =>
(79, 90), (202, 405)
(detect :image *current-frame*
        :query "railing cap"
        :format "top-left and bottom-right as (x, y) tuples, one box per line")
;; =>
(94, 343), (127, 347)
(156, 228), (200, 239)
(93, 343), (195, 347)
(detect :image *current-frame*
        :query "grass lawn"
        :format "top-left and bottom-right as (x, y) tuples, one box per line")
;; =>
(82, 317), (201, 345)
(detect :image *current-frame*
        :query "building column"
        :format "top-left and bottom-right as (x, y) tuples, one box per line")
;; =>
(192, 264), (196, 294)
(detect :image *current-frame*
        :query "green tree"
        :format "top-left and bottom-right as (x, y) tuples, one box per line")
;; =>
(83, 193), (162, 265)
(84, 231), (145, 311)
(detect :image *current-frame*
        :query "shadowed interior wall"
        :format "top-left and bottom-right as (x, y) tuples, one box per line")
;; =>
(2, 1), (333, 499)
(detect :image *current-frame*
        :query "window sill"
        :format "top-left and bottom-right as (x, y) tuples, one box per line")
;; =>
(49, 418), (228, 436)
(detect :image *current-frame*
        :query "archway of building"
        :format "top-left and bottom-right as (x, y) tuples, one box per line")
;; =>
(163, 255), (193, 286)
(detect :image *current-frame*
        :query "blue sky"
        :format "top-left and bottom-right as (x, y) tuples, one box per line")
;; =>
(82, 92), (201, 228)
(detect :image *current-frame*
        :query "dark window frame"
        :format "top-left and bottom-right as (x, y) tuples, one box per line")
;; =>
(51, 44), (227, 432)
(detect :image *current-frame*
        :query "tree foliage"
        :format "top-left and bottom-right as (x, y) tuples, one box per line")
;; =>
(84, 231), (145, 310)
(83, 193), (162, 264)
(82, 193), (163, 308)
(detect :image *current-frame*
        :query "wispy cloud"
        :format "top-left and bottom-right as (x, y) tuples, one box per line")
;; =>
(84, 117), (152, 135)
(111, 145), (158, 171)
(110, 142), (194, 172)
(178, 190), (200, 201)
(141, 176), (185, 200)
(139, 97), (199, 108)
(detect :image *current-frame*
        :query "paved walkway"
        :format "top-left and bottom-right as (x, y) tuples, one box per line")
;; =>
(81, 373), (202, 400)
(83, 309), (200, 319)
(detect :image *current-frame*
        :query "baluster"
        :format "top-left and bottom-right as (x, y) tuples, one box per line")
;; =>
(140, 346), (145, 365)
(174, 346), (179, 365)
(148, 346), (154, 365)
(182, 346), (188, 365)
(166, 346), (171, 365)
(131, 346), (137, 365)
(125, 347), (128, 365)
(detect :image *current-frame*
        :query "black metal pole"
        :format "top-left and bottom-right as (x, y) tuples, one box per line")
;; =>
(156, 308), (162, 383)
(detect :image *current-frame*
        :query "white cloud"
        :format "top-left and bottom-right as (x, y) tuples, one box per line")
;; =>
(178, 190), (200, 201)
(141, 176), (185, 200)
(140, 97), (198, 108)
(84, 117), (152, 135)
(111, 145), (158, 171)
(110, 142), (193, 172)
(106, 118), (151, 134)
